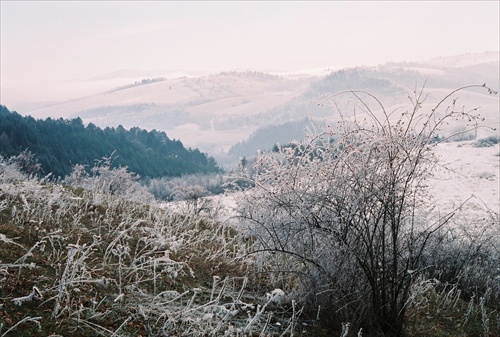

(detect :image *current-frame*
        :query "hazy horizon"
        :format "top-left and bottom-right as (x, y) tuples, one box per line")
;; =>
(1, 1), (499, 110)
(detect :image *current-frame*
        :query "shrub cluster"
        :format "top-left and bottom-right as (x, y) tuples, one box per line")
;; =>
(233, 85), (499, 336)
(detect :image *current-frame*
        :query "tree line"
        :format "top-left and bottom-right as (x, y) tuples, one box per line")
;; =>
(0, 105), (221, 179)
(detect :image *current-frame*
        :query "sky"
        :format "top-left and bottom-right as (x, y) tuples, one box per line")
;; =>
(1, 1), (499, 109)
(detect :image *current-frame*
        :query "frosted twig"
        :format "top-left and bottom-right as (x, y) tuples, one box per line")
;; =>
(11, 286), (42, 306)
(1, 316), (42, 337)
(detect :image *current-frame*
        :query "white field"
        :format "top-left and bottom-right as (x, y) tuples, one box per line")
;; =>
(430, 141), (500, 215)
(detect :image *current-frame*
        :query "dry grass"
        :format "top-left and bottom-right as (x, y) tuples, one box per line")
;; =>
(0, 164), (299, 336)
(1, 158), (498, 336)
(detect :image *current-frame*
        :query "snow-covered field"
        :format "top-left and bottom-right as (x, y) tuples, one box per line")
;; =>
(430, 141), (499, 215)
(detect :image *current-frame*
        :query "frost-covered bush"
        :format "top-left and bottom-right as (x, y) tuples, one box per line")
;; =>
(424, 212), (500, 300)
(64, 154), (154, 205)
(6, 149), (43, 177)
(0, 154), (27, 183)
(146, 173), (226, 201)
(474, 135), (500, 147)
(172, 182), (210, 215)
(234, 84), (498, 336)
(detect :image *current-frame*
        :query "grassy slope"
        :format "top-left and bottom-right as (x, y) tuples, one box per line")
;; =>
(0, 170), (280, 336)
(0, 163), (498, 336)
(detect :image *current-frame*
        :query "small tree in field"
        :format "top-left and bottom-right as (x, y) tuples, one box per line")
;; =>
(173, 182), (211, 215)
(235, 84), (498, 336)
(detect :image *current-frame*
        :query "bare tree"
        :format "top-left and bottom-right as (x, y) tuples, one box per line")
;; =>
(173, 182), (211, 215)
(235, 84), (498, 335)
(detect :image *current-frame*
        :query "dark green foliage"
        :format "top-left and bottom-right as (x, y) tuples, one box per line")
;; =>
(0, 105), (221, 179)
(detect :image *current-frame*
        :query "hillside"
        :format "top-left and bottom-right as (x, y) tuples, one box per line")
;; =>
(228, 77), (499, 163)
(0, 106), (220, 179)
(1, 116), (498, 337)
(21, 72), (312, 159)
(13, 52), (500, 165)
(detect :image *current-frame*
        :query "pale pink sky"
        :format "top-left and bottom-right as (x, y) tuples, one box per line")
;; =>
(1, 1), (499, 108)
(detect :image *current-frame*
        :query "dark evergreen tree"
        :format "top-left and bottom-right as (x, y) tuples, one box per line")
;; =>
(0, 105), (222, 179)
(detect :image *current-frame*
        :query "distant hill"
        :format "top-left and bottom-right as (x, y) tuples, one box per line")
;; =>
(12, 52), (499, 165)
(226, 118), (313, 160)
(20, 71), (313, 161)
(0, 105), (221, 179)
(225, 58), (499, 161)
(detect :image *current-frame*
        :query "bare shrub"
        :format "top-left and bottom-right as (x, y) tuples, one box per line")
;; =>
(7, 149), (43, 177)
(64, 153), (154, 205)
(234, 84), (498, 336)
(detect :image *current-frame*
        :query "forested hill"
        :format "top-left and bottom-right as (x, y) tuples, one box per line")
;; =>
(0, 105), (221, 179)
